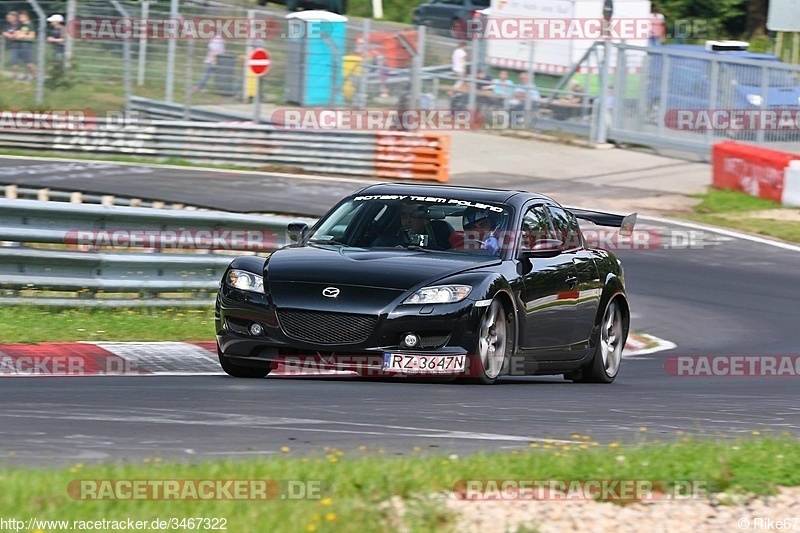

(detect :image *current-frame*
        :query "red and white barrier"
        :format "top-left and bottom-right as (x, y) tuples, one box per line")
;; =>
(0, 337), (659, 377)
(712, 141), (800, 206)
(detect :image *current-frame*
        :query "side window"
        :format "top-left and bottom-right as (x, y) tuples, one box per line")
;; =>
(548, 206), (583, 251)
(520, 205), (554, 249)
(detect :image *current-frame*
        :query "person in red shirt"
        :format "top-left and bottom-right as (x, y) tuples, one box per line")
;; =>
(649, 8), (666, 46)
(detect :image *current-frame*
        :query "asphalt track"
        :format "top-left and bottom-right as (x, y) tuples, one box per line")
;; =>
(2, 159), (800, 465)
(0, 157), (662, 216)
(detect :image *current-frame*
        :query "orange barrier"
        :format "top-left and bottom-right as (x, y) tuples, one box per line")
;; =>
(712, 141), (800, 203)
(356, 31), (419, 69)
(375, 132), (450, 183)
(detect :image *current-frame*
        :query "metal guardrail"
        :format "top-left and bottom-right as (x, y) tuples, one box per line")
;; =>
(130, 97), (257, 123)
(0, 120), (450, 181)
(0, 198), (315, 306)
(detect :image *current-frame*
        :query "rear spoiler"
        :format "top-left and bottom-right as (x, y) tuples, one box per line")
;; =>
(567, 209), (637, 237)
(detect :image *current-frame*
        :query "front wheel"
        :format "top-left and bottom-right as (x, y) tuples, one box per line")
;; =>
(218, 348), (271, 378)
(574, 299), (626, 384)
(464, 299), (509, 384)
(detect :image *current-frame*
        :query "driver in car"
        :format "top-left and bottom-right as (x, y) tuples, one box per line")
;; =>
(449, 207), (505, 255)
(372, 202), (437, 248)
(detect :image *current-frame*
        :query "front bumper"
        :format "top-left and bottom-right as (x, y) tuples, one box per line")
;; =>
(215, 285), (486, 374)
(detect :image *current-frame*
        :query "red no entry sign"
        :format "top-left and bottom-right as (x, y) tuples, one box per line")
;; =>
(249, 48), (271, 77)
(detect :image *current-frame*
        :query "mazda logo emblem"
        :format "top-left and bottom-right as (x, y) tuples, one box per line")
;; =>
(322, 287), (340, 298)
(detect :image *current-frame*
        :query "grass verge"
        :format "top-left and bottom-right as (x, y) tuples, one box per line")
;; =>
(675, 188), (800, 244)
(0, 306), (214, 343)
(0, 437), (798, 532)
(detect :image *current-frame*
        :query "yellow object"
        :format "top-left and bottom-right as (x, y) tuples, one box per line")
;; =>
(342, 55), (362, 101)
(246, 68), (257, 98)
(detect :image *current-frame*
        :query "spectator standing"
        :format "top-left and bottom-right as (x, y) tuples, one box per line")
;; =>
(451, 41), (467, 88)
(194, 34), (225, 93)
(46, 14), (65, 61)
(15, 11), (37, 82)
(649, 8), (665, 46)
(2, 12), (21, 80)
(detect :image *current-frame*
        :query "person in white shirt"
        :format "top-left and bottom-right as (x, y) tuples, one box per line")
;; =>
(451, 42), (467, 88)
(194, 34), (225, 92)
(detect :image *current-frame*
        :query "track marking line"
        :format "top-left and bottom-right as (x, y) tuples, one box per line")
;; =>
(641, 215), (800, 254)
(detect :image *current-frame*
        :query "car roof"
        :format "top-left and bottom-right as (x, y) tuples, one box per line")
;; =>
(659, 44), (780, 61)
(355, 183), (555, 207)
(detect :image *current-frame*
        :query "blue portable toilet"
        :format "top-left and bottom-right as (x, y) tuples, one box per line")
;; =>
(285, 11), (347, 106)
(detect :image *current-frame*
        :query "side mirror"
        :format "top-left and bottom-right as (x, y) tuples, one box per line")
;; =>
(287, 222), (309, 243)
(519, 238), (563, 259)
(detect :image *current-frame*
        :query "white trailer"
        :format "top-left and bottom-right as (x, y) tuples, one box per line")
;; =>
(483, 0), (652, 74)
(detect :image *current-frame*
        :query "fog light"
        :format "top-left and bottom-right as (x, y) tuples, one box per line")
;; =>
(249, 323), (264, 336)
(401, 333), (420, 348)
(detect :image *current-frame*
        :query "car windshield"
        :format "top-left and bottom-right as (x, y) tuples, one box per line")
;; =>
(307, 195), (513, 256)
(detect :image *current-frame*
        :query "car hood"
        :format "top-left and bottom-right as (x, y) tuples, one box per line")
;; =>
(265, 245), (499, 290)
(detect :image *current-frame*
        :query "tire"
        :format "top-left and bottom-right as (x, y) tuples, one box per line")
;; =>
(574, 299), (626, 384)
(217, 347), (271, 378)
(464, 298), (510, 384)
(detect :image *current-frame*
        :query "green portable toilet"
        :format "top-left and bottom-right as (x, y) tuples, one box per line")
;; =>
(285, 11), (347, 106)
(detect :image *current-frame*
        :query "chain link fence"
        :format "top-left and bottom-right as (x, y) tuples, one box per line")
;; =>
(2, 1), (800, 157)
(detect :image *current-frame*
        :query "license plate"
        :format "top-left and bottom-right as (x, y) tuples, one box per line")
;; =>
(382, 353), (466, 374)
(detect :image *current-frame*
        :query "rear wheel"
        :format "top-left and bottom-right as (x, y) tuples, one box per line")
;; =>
(217, 347), (271, 378)
(465, 299), (509, 384)
(574, 299), (625, 384)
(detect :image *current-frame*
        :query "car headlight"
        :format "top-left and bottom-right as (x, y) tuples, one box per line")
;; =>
(403, 285), (471, 305)
(746, 94), (763, 106)
(226, 269), (264, 294)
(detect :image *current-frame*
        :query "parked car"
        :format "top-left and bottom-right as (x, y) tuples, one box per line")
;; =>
(216, 183), (635, 384)
(257, 0), (346, 15)
(646, 40), (800, 137)
(412, 0), (489, 39)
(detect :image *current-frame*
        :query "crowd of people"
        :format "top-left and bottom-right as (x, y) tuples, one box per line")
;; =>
(2, 10), (65, 82)
(450, 41), (592, 115)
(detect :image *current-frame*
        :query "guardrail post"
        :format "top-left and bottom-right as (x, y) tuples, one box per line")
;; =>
(596, 38), (611, 145)
(111, 1), (133, 114)
(183, 40), (194, 120)
(706, 59), (719, 148)
(757, 64), (768, 145)
(467, 35), (478, 114)
(611, 43), (626, 138)
(410, 26), (424, 109)
(26, 0), (47, 106)
(165, 0), (179, 102)
(523, 41), (535, 130)
(138, 0), (149, 86)
(355, 19), (370, 109)
(64, 0), (76, 70)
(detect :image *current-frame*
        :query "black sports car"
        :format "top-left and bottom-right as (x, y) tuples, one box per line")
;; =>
(215, 184), (635, 384)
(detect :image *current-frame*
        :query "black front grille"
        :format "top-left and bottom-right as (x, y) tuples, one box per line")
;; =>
(277, 310), (377, 345)
(418, 333), (451, 349)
